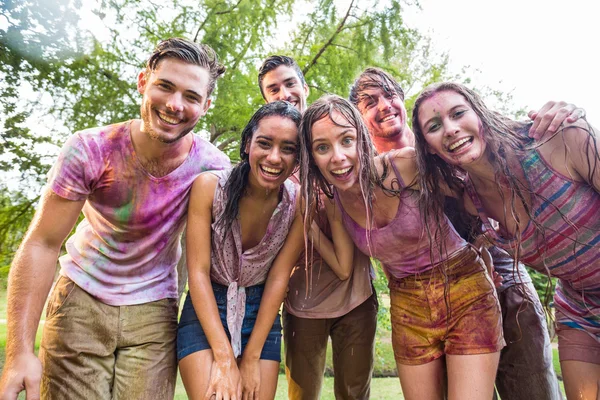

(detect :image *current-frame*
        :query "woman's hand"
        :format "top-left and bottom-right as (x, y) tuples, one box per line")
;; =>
(239, 357), (261, 400)
(205, 357), (241, 400)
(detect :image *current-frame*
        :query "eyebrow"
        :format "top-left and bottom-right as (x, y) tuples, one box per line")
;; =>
(255, 135), (298, 146)
(265, 77), (298, 90)
(422, 105), (466, 127)
(312, 128), (354, 143)
(155, 79), (204, 100)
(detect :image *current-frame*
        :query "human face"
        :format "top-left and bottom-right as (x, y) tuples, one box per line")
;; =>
(138, 58), (211, 144)
(418, 90), (486, 166)
(357, 86), (407, 140)
(246, 115), (298, 192)
(311, 112), (359, 192)
(261, 65), (309, 112)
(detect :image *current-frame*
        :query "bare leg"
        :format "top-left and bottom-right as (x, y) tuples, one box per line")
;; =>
(178, 349), (213, 400)
(258, 360), (280, 400)
(446, 352), (500, 400)
(561, 360), (600, 400)
(396, 358), (445, 400)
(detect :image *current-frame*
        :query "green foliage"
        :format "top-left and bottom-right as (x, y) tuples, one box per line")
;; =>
(0, 187), (37, 286)
(0, 0), (456, 275)
(526, 266), (557, 308)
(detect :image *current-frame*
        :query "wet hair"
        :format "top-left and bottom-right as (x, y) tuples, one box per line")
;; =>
(412, 81), (599, 303)
(348, 67), (405, 108)
(146, 37), (226, 97)
(298, 94), (384, 256)
(215, 101), (302, 235)
(257, 55), (306, 99)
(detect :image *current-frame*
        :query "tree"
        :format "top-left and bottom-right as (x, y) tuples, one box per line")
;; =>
(0, 0), (452, 279)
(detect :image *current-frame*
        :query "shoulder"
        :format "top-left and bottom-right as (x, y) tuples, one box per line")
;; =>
(191, 171), (222, 202)
(190, 133), (232, 171)
(382, 147), (418, 187)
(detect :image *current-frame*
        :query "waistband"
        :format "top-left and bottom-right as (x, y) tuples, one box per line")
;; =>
(388, 245), (484, 290)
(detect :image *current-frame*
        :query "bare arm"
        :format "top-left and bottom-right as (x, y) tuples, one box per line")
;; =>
(185, 173), (240, 399)
(0, 189), (84, 399)
(563, 122), (600, 192)
(308, 196), (354, 280)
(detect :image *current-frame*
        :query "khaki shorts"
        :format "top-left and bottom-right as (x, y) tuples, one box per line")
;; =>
(389, 247), (505, 365)
(40, 275), (178, 400)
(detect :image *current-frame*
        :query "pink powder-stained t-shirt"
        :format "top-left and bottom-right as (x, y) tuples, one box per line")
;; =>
(48, 121), (230, 306)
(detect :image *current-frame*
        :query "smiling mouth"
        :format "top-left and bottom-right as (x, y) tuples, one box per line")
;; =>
(156, 110), (182, 125)
(261, 165), (283, 177)
(448, 137), (473, 152)
(331, 166), (353, 178)
(379, 114), (396, 123)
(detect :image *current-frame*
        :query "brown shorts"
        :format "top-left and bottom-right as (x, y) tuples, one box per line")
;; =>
(556, 324), (600, 365)
(389, 246), (505, 365)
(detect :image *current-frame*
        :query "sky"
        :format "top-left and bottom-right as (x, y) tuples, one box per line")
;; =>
(401, 0), (599, 117)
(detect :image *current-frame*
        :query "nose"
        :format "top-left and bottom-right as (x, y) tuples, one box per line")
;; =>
(166, 93), (184, 112)
(266, 146), (282, 164)
(331, 145), (346, 163)
(443, 119), (460, 137)
(378, 96), (392, 111)
(277, 87), (291, 102)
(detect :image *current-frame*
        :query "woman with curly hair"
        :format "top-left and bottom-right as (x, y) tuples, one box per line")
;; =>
(299, 94), (505, 400)
(412, 82), (600, 399)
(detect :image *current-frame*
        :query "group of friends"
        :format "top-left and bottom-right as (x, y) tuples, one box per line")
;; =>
(0, 37), (598, 400)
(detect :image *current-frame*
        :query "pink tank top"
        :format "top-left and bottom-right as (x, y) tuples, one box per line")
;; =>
(334, 162), (467, 279)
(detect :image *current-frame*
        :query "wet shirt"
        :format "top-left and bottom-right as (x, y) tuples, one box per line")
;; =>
(465, 149), (600, 340)
(48, 121), (230, 306)
(335, 162), (467, 280)
(209, 169), (298, 357)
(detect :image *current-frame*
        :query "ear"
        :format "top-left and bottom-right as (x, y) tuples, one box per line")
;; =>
(137, 70), (148, 94)
(244, 139), (250, 155)
(303, 83), (309, 99)
(200, 98), (212, 116)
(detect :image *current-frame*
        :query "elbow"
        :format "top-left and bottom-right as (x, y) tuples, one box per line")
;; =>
(336, 268), (352, 281)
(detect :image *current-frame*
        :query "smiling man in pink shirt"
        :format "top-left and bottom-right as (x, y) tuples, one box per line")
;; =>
(0, 38), (230, 400)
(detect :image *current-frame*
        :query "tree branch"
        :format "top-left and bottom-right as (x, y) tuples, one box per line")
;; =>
(193, 0), (244, 42)
(302, 0), (355, 76)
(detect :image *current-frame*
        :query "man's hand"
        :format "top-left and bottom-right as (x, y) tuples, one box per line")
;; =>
(528, 101), (586, 140)
(239, 357), (260, 400)
(0, 352), (42, 400)
(205, 357), (241, 400)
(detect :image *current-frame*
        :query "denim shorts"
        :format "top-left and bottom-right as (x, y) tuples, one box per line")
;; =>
(177, 282), (282, 362)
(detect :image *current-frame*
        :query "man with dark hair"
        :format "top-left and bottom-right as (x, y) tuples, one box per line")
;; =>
(350, 66), (576, 400)
(0, 37), (230, 400)
(258, 55), (309, 112)
(258, 56), (378, 400)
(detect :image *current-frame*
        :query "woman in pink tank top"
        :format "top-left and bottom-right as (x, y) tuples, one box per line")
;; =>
(411, 82), (600, 399)
(179, 101), (355, 400)
(299, 95), (505, 400)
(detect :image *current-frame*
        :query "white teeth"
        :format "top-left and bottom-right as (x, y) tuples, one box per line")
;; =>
(157, 111), (181, 125)
(262, 166), (282, 175)
(380, 115), (395, 123)
(331, 167), (351, 175)
(448, 137), (471, 151)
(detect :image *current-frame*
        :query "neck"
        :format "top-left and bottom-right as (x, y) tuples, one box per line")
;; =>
(372, 126), (415, 153)
(246, 174), (281, 201)
(461, 152), (502, 191)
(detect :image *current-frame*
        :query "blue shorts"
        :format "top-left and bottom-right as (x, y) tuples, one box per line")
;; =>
(177, 282), (282, 362)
